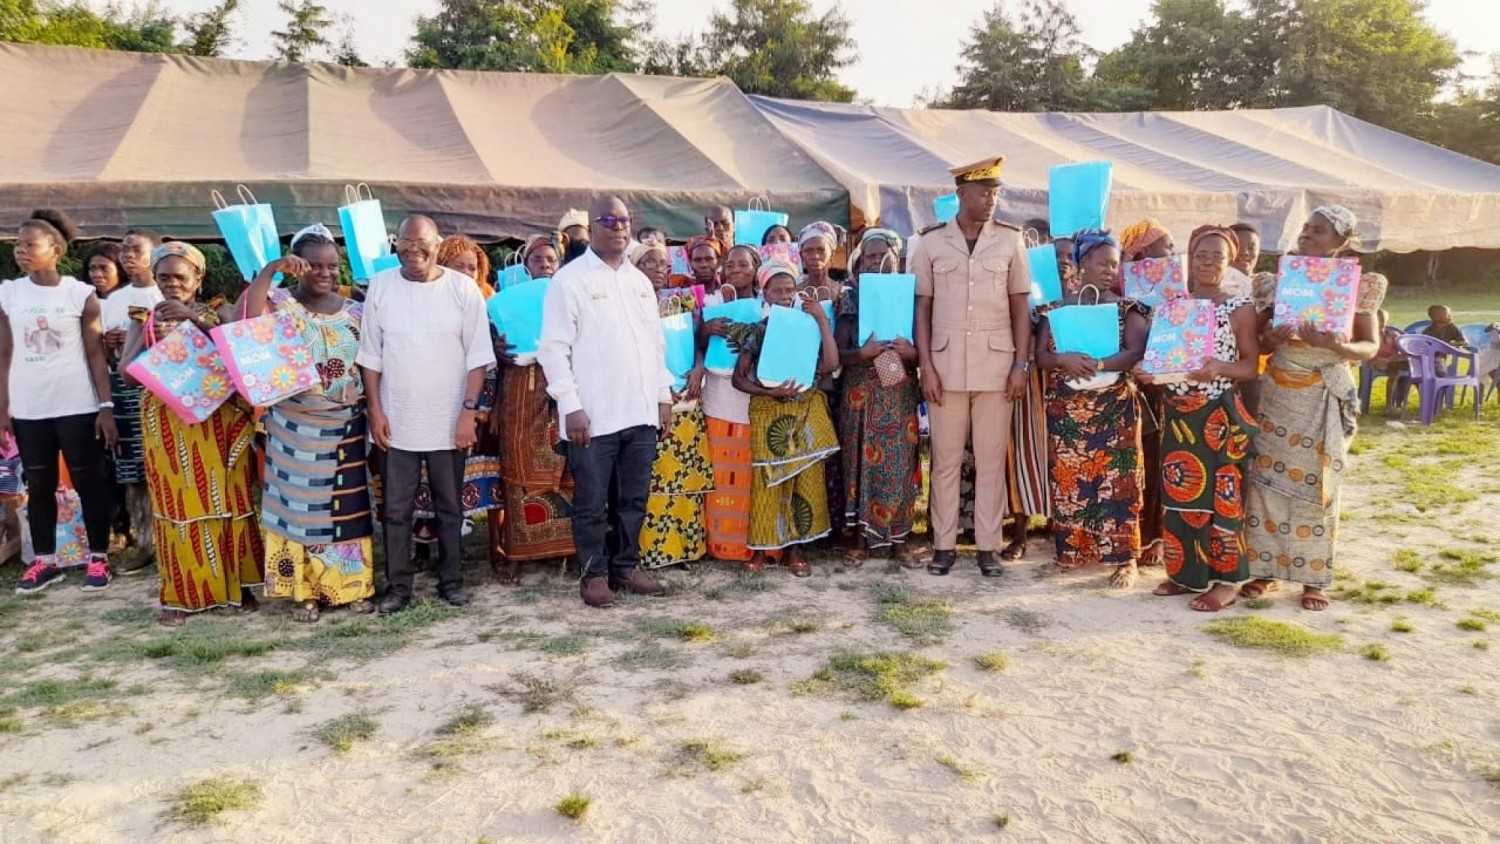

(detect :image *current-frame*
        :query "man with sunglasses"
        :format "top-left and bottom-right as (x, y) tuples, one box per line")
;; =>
(539, 196), (674, 608)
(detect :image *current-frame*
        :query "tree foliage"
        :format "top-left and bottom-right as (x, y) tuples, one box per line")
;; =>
(181, 0), (240, 58)
(0, 0), (176, 52)
(937, 0), (1098, 111)
(691, 0), (856, 102)
(272, 0), (332, 63)
(407, 0), (647, 74)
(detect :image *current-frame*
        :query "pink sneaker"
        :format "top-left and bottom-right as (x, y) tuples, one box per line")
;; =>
(81, 558), (112, 592)
(16, 561), (64, 595)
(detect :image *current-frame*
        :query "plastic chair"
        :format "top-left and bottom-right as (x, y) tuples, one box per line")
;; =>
(1358, 325), (1405, 415)
(1395, 334), (1481, 425)
(1457, 323), (1492, 405)
(1404, 319), (1431, 334)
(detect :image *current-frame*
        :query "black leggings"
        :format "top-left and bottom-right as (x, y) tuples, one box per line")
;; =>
(12, 413), (112, 557)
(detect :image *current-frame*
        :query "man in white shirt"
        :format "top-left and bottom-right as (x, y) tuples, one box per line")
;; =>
(539, 196), (673, 608)
(356, 215), (496, 614)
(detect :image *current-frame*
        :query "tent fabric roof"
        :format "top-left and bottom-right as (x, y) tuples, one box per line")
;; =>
(749, 98), (1500, 253)
(3, 42), (1499, 252)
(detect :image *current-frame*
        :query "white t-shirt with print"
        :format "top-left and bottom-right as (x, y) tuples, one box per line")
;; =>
(0, 276), (100, 420)
(101, 284), (165, 332)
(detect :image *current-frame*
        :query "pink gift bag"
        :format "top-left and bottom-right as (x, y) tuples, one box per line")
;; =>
(210, 312), (318, 407)
(1141, 297), (1216, 383)
(124, 319), (233, 425)
(1122, 255), (1188, 312)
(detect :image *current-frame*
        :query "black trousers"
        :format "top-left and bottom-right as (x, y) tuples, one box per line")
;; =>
(568, 424), (657, 580)
(12, 413), (112, 557)
(379, 448), (464, 598)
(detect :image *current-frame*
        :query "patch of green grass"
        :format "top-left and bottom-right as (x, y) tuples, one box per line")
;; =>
(91, 622), (279, 670)
(288, 600), (455, 663)
(995, 813), (1012, 829)
(437, 705), (494, 737)
(1001, 608), (1051, 635)
(872, 584), (953, 645)
(1363, 644), (1391, 662)
(1425, 549), (1497, 587)
(1330, 580), (1403, 606)
(498, 672), (579, 714)
(314, 714), (378, 753)
(42, 700), (132, 727)
(725, 575), (775, 595)
(619, 644), (687, 671)
(540, 634), (588, 656)
(1475, 640), (1491, 651)
(634, 618), (716, 643)
(701, 587), (726, 601)
(0, 773), (27, 792)
(1392, 549), (1424, 573)
(226, 670), (311, 701)
(1458, 685), (1479, 696)
(771, 619), (821, 635)
(1469, 608), (1500, 623)
(1391, 619), (1415, 633)
(541, 729), (600, 750)
(1111, 751), (1135, 764)
(0, 708), (21, 733)
(1405, 588), (1446, 608)
(5, 675), (116, 709)
(1201, 617), (1344, 657)
(728, 669), (764, 685)
(936, 754), (982, 783)
(720, 642), (755, 659)
(554, 792), (591, 821)
(1241, 597), (1274, 610)
(1402, 476), (1478, 514)
(973, 651), (1009, 672)
(1456, 617), (1489, 632)
(163, 777), (262, 827)
(793, 651), (947, 709)
(1480, 765), (1500, 789)
(678, 739), (744, 772)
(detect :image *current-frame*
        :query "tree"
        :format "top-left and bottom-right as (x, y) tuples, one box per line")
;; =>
(1092, 0), (1277, 111)
(1, 0), (177, 52)
(407, 0), (646, 74)
(937, 0), (1096, 111)
(181, 0), (239, 57)
(693, 0), (856, 102)
(272, 0), (332, 63)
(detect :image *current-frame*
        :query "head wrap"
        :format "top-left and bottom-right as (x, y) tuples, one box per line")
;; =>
(1119, 218), (1171, 261)
(630, 241), (668, 267)
(558, 209), (589, 231)
(1311, 204), (1357, 238)
(290, 222), (335, 250)
(150, 241), (205, 273)
(797, 222), (838, 250)
(848, 228), (904, 273)
(437, 235), (491, 295)
(1187, 225), (1240, 265)
(1070, 228), (1118, 268)
(757, 259), (799, 292)
(684, 235), (722, 260)
(521, 233), (564, 264)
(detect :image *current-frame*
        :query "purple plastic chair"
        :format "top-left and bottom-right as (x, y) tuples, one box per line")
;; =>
(1394, 334), (1481, 425)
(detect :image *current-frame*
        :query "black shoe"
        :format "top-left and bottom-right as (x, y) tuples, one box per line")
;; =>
(378, 592), (410, 614)
(977, 551), (1004, 578)
(438, 588), (470, 607)
(927, 550), (957, 576)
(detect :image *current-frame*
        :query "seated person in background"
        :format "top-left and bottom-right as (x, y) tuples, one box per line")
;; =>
(1423, 304), (1468, 348)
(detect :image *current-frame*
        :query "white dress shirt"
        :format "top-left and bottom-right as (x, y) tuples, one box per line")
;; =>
(538, 248), (673, 440)
(355, 266), (496, 452)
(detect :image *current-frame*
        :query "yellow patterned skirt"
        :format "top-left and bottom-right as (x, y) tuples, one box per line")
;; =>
(641, 406), (714, 568)
(748, 391), (839, 551)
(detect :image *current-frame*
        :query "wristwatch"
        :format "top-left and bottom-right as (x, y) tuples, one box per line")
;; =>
(1013, 360), (1032, 373)
(462, 399), (479, 411)
(98, 401), (115, 410)
(1095, 358), (1106, 372)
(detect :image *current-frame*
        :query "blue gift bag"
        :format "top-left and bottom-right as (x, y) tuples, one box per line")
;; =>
(734, 198), (789, 246)
(1027, 245), (1062, 307)
(857, 273), (917, 342)
(662, 311), (697, 391)
(487, 277), (550, 363)
(495, 263), (530, 292)
(933, 193), (959, 224)
(338, 184), (393, 282)
(756, 304), (822, 390)
(211, 185), (282, 282)
(371, 254), (401, 276)
(1048, 286), (1120, 360)
(703, 296), (763, 375)
(1048, 161), (1113, 237)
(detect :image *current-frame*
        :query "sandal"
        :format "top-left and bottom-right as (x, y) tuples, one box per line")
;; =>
(788, 560), (812, 578)
(230, 592), (260, 615)
(1108, 563), (1140, 590)
(842, 548), (868, 569)
(1300, 588), (1330, 612)
(1139, 540), (1164, 567)
(1000, 539), (1027, 562)
(1153, 582), (1194, 597)
(1240, 579), (1279, 600)
(894, 545), (922, 570)
(348, 599), (376, 615)
(292, 600), (320, 624)
(1190, 586), (1238, 613)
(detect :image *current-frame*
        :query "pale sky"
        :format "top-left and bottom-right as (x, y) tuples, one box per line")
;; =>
(153, 0), (1497, 107)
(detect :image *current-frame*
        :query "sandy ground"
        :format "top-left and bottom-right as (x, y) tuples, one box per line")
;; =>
(1, 414), (1498, 843)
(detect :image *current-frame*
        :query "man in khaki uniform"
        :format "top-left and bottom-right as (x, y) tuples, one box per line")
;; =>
(912, 156), (1034, 577)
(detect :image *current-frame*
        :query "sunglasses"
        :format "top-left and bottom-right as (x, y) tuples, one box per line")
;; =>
(594, 215), (631, 230)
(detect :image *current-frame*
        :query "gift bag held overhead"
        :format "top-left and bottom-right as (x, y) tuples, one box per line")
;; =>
(1048, 285), (1121, 361)
(1121, 255), (1188, 311)
(210, 312), (318, 407)
(857, 273), (917, 343)
(338, 183), (394, 282)
(212, 186), (282, 282)
(662, 311), (697, 391)
(1272, 255), (1363, 335)
(1027, 245), (1063, 307)
(1048, 161), (1113, 236)
(1141, 297), (1216, 383)
(125, 318), (233, 425)
(487, 277), (550, 364)
(702, 292), (763, 376)
(734, 197), (789, 246)
(756, 304), (822, 390)
(933, 193), (960, 224)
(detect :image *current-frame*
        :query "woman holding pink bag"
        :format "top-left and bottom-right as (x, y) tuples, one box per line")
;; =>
(120, 242), (263, 626)
(0, 210), (118, 595)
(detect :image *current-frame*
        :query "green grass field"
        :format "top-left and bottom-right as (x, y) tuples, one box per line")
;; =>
(1383, 288), (1500, 332)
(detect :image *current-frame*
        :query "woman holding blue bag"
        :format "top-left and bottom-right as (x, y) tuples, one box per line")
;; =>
(1136, 225), (1259, 612)
(241, 225), (375, 623)
(699, 245), (761, 562)
(836, 229), (920, 566)
(732, 262), (840, 576)
(1036, 230), (1151, 588)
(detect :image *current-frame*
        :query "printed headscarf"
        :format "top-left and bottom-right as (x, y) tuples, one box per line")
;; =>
(1311, 204), (1357, 238)
(1119, 218), (1171, 261)
(848, 228), (904, 273)
(757, 259), (799, 291)
(521, 233), (565, 264)
(1070, 228), (1118, 268)
(630, 241), (668, 267)
(684, 235), (722, 261)
(150, 241), (205, 273)
(1187, 225), (1240, 265)
(797, 221), (839, 250)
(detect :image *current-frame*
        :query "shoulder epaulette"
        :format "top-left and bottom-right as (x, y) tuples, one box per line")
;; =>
(917, 221), (948, 235)
(994, 220), (1021, 231)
